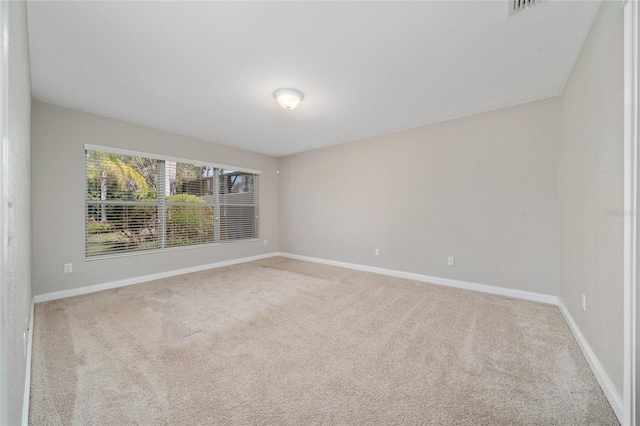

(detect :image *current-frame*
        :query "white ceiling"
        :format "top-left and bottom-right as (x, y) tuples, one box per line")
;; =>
(27, 1), (600, 157)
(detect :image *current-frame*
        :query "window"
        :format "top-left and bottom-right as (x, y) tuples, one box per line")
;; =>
(85, 147), (260, 258)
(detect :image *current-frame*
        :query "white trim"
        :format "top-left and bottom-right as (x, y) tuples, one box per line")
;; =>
(558, 302), (623, 422)
(277, 252), (558, 305)
(37, 250), (558, 305)
(85, 238), (260, 262)
(83, 143), (262, 175)
(34, 252), (279, 303)
(21, 298), (34, 426)
(623, 0), (639, 424)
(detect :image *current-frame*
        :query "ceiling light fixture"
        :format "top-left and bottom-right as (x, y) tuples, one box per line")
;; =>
(274, 88), (304, 110)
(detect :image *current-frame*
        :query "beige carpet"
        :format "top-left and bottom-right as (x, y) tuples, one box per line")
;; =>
(29, 257), (618, 425)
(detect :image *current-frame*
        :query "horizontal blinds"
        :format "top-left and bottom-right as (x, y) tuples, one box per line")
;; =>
(219, 170), (259, 243)
(86, 204), (159, 256)
(164, 161), (216, 248)
(86, 149), (259, 258)
(85, 150), (159, 256)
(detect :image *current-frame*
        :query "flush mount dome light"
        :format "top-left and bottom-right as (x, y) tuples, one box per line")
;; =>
(274, 88), (303, 110)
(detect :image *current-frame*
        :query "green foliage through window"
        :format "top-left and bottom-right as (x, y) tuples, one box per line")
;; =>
(85, 149), (259, 257)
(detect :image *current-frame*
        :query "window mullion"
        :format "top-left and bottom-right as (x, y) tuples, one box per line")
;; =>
(158, 160), (166, 249)
(214, 168), (220, 243)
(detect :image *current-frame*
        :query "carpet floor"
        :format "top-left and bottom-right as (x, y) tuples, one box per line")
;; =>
(29, 257), (618, 425)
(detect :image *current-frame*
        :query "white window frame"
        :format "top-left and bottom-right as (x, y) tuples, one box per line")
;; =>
(84, 144), (261, 260)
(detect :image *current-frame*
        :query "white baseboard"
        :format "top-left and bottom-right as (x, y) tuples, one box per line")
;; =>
(34, 252), (279, 303)
(277, 252), (559, 305)
(22, 297), (34, 426)
(558, 301), (623, 422)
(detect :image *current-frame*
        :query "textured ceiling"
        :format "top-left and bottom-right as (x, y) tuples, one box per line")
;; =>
(27, 1), (600, 157)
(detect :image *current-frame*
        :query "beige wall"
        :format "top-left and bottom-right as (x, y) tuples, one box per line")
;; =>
(31, 101), (279, 296)
(279, 97), (560, 296)
(3, 0), (32, 424)
(558, 1), (624, 396)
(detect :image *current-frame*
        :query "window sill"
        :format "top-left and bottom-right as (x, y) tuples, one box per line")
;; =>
(85, 238), (261, 262)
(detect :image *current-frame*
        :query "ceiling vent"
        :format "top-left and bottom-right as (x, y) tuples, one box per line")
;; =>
(509, 0), (539, 15)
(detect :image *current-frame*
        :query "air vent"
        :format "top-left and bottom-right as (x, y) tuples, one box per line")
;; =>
(509, 0), (539, 15)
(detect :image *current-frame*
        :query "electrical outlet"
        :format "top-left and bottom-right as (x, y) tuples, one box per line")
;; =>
(375, 248), (380, 257)
(263, 239), (268, 246)
(64, 263), (72, 273)
(448, 257), (455, 266)
(582, 294), (586, 312)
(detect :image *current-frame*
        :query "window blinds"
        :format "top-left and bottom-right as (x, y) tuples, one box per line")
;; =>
(85, 148), (260, 258)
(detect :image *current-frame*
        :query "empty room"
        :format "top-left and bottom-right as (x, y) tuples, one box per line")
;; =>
(1, 0), (639, 424)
